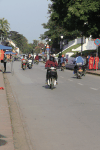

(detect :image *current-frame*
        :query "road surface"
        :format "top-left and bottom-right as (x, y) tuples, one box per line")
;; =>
(5, 61), (100, 150)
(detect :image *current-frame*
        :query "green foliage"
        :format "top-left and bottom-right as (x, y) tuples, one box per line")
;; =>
(0, 18), (10, 38)
(8, 31), (29, 53)
(41, 1), (81, 54)
(34, 42), (45, 54)
(33, 40), (39, 47)
(51, 0), (100, 38)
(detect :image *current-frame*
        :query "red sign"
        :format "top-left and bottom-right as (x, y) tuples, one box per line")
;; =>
(0, 49), (4, 60)
(93, 57), (99, 69)
(89, 57), (94, 69)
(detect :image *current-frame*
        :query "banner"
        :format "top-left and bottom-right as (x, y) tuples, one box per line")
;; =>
(89, 57), (94, 69)
(93, 57), (99, 69)
(0, 49), (4, 60)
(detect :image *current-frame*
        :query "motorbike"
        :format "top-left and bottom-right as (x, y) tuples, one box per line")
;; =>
(47, 67), (57, 90)
(73, 63), (86, 79)
(61, 62), (65, 71)
(34, 60), (39, 65)
(22, 59), (26, 70)
(27, 59), (32, 69)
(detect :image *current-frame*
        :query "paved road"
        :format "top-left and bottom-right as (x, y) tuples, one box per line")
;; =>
(5, 61), (100, 150)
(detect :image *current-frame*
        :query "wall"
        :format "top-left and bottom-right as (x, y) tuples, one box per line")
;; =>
(72, 38), (96, 52)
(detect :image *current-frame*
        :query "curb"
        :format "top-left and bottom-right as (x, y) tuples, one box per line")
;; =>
(66, 66), (100, 76)
(0, 64), (14, 150)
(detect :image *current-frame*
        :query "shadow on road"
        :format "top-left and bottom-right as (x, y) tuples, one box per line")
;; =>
(71, 76), (77, 79)
(0, 134), (7, 146)
(42, 85), (56, 90)
(3, 71), (11, 74)
(0, 134), (6, 138)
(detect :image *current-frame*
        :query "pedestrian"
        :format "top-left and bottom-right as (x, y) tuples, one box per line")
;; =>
(58, 54), (61, 67)
(3, 53), (7, 73)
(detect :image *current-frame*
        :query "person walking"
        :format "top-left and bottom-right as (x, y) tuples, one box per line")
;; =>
(3, 53), (7, 73)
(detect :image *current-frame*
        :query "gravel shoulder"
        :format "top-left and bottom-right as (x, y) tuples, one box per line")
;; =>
(3, 72), (32, 150)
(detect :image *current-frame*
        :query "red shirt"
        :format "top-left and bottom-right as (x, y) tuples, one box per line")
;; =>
(35, 56), (39, 60)
(45, 60), (58, 68)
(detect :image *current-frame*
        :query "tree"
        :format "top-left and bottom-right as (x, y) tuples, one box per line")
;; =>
(27, 43), (34, 54)
(0, 18), (10, 38)
(41, 2), (81, 53)
(8, 31), (29, 53)
(33, 40), (39, 47)
(34, 42), (45, 54)
(50, 0), (100, 38)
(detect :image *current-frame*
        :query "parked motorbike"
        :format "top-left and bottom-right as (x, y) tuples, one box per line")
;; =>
(47, 67), (57, 90)
(27, 59), (32, 69)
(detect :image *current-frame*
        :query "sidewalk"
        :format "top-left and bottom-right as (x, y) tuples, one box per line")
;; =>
(0, 65), (14, 150)
(66, 63), (100, 76)
(86, 69), (100, 76)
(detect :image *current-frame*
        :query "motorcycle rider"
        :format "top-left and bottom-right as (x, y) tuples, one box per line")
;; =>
(73, 53), (84, 74)
(45, 54), (58, 84)
(61, 55), (65, 65)
(27, 54), (33, 67)
(21, 55), (27, 68)
(35, 54), (39, 60)
(34, 54), (39, 63)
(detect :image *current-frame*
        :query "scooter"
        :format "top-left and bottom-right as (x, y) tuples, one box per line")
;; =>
(22, 59), (26, 70)
(34, 60), (39, 65)
(61, 62), (65, 71)
(27, 59), (32, 69)
(73, 64), (86, 79)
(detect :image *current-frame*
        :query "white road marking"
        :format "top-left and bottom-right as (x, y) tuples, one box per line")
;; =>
(78, 83), (83, 85)
(90, 87), (98, 90)
(60, 76), (64, 78)
(68, 79), (73, 81)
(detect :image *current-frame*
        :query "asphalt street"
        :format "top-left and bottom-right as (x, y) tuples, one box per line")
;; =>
(5, 61), (100, 150)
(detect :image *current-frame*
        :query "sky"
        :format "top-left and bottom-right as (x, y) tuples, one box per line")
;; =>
(0, 0), (52, 43)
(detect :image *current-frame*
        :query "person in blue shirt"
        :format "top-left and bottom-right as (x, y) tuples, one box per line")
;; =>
(73, 53), (84, 73)
(74, 53), (84, 65)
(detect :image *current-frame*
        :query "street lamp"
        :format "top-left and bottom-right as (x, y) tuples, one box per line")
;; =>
(60, 35), (63, 55)
(81, 32), (83, 56)
(49, 39), (51, 57)
(81, 22), (88, 55)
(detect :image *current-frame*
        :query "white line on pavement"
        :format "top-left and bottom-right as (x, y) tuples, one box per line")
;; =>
(78, 83), (83, 85)
(60, 76), (64, 78)
(68, 79), (73, 81)
(90, 87), (98, 90)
